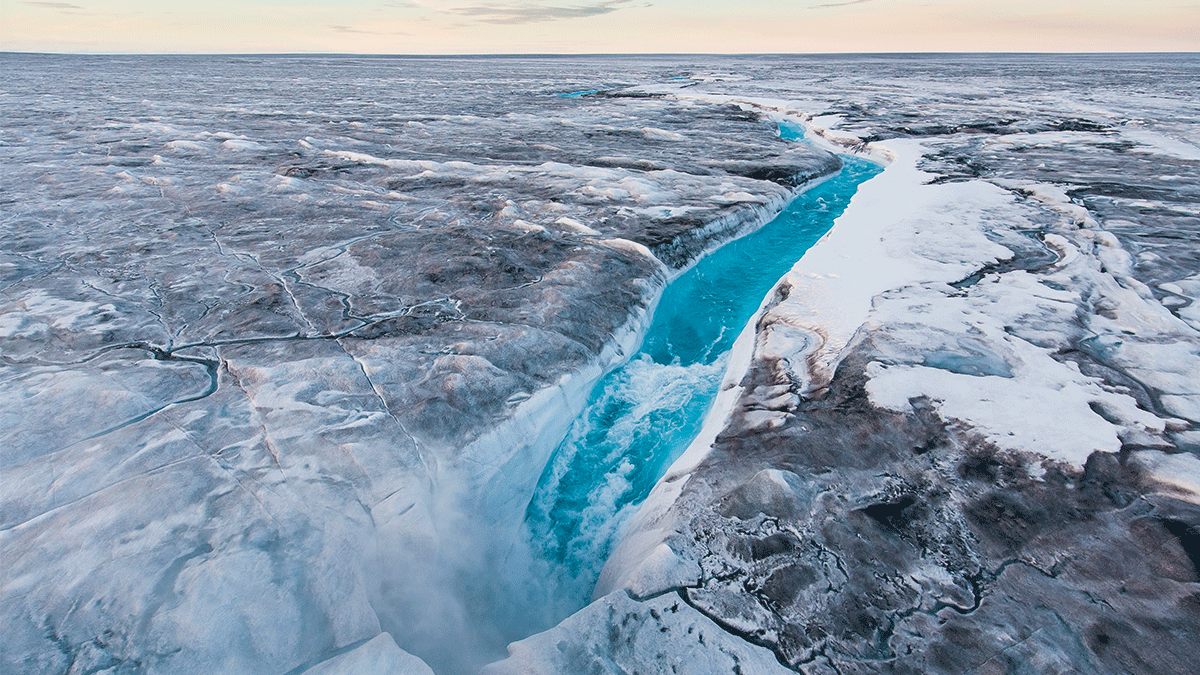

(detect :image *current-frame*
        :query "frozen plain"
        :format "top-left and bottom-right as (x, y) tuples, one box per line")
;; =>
(2, 54), (1199, 675)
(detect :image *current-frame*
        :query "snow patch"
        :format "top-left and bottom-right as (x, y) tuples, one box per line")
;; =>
(553, 216), (598, 235)
(1121, 127), (1200, 161)
(642, 126), (686, 141)
(1138, 451), (1200, 506)
(299, 634), (434, 675)
(221, 139), (265, 152)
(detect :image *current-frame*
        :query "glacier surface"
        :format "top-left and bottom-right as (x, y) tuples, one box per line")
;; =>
(3, 53), (1200, 675)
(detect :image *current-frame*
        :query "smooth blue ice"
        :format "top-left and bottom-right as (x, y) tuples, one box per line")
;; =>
(523, 142), (882, 604)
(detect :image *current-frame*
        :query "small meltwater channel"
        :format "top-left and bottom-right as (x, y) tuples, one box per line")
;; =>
(521, 130), (883, 608)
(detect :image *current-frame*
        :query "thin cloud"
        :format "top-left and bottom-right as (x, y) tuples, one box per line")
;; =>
(21, 1), (84, 8)
(812, 0), (875, 7)
(445, 0), (636, 25)
(330, 25), (412, 35)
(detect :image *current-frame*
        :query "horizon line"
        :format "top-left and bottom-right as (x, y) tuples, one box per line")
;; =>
(4, 50), (1199, 58)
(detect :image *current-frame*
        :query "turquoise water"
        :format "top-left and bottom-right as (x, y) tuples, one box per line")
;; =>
(523, 141), (882, 603)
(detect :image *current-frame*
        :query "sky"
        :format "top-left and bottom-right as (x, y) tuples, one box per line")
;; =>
(2, 0), (1198, 54)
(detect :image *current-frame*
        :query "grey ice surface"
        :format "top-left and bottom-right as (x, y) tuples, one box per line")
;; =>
(4, 53), (1200, 675)
(0, 54), (837, 675)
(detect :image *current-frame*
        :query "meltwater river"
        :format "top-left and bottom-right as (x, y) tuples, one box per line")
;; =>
(522, 138), (882, 607)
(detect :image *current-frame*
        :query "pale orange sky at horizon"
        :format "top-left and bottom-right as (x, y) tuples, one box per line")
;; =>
(2, 0), (1197, 54)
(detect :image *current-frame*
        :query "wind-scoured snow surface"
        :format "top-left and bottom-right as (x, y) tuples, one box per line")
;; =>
(4, 53), (1200, 675)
